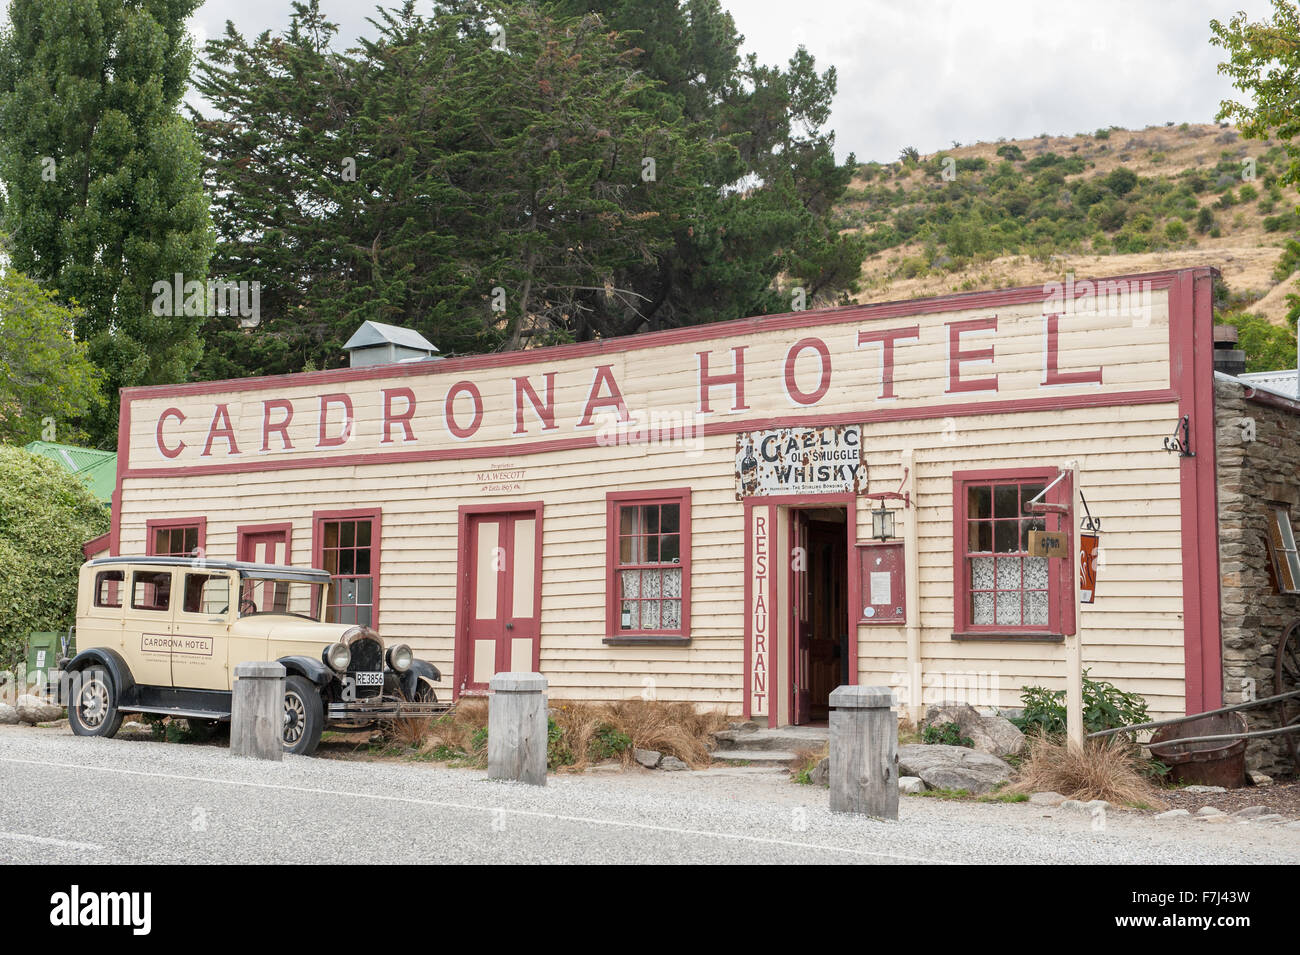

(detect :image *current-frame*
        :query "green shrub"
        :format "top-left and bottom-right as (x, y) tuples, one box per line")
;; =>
(996, 143), (1025, 161)
(588, 723), (632, 760)
(1164, 219), (1189, 242)
(922, 721), (973, 747)
(1010, 670), (1151, 737)
(0, 447), (109, 669)
(1094, 127), (1111, 139)
(546, 716), (574, 769)
(1103, 166), (1137, 196)
(1196, 206), (1216, 234)
(1239, 183), (1258, 202)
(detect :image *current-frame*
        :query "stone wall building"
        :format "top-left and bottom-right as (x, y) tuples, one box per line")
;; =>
(1215, 371), (1300, 777)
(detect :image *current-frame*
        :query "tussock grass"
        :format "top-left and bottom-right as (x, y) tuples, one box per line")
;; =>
(379, 698), (726, 772)
(790, 742), (829, 783)
(1010, 735), (1168, 809)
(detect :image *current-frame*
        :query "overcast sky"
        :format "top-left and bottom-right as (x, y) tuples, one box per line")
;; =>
(182, 0), (1273, 163)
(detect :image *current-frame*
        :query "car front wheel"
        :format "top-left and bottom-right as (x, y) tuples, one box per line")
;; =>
(282, 675), (324, 756)
(68, 666), (124, 739)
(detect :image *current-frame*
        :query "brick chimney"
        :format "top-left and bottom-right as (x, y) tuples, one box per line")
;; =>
(1212, 325), (1247, 377)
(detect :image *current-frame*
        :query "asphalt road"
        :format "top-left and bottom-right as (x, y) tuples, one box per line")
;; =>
(1, 725), (1296, 865)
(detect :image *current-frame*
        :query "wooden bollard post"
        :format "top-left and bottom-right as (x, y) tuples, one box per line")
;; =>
(488, 672), (548, 786)
(231, 661), (285, 761)
(828, 685), (898, 818)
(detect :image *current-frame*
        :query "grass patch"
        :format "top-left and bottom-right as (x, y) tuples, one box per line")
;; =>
(1009, 735), (1168, 809)
(790, 742), (829, 784)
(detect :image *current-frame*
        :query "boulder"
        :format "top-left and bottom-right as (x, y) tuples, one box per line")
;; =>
(16, 694), (63, 724)
(1231, 805), (1273, 818)
(899, 776), (926, 794)
(897, 743), (1014, 794)
(0, 702), (18, 725)
(660, 756), (689, 771)
(1155, 809), (1191, 820)
(633, 748), (662, 769)
(1247, 772), (1274, 787)
(809, 757), (830, 787)
(1183, 785), (1226, 794)
(1195, 806), (1225, 816)
(1029, 791), (1066, 807)
(922, 703), (1025, 758)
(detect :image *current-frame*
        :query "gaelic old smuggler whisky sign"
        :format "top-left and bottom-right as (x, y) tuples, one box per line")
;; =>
(736, 425), (867, 498)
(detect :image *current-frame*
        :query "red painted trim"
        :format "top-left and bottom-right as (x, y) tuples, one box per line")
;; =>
(1171, 271), (1223, 713)
(452, 501), (545, 700)
(144, 516), (208, 557)
(235, 522), (294, 565)
(119, 388), (1180, 480)
(951, 468), (1067, 637)
(311, 507), (382, 628)
(119, 268), (1194, 402)
(604, 488), (692, 640)
(82, 532), (111, 560)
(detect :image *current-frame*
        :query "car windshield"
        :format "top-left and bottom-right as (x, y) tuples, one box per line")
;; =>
(238, 578), (324, 621)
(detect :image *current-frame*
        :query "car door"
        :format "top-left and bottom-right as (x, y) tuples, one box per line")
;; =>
(171, 570), (235, 690)
(123, 566), (176, 688)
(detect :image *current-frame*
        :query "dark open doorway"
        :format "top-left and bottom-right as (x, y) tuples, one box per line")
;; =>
(791, 506), (849, 725)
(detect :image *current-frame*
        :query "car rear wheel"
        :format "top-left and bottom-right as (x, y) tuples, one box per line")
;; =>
(282, 675), (324, 756)
(68, 666), (124, 739)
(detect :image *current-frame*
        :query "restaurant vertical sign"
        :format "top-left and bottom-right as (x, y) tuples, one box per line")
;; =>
(749, 503), (774, 720)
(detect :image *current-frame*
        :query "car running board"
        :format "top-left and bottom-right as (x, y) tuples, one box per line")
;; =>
(124, 705), (232, 720)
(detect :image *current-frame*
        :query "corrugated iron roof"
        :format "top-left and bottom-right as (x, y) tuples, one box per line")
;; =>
(24, 441), (116, 503)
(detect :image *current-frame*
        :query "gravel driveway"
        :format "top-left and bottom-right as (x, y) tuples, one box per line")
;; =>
(0, 724), (1295, 865)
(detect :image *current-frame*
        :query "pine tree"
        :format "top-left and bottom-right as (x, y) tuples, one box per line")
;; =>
(0, 0), (214, 445)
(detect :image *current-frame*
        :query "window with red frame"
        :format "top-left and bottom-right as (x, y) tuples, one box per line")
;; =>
(954, 471), (1068, 635)
(148, 522), (201, 557)
(315, 515), (377, 627)
(609, 493), (689, 636)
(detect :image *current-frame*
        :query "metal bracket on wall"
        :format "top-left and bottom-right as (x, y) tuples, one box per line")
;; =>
(1163, 414), (1194, 457)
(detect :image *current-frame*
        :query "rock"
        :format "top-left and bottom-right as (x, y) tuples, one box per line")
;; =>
(659, 756), (689, 771)
(1155, 809), (1191, 820)
(1198, 814), (1232, 824)
(1247, 813), (1286, 824)
(1183, 785), (1227, 793)
(1083, 799), (1111, 812)
(1232, 805), (1274, 818)
(1029, 791), (1067, 807)
(921, 703), (1026, 758)
(0, 702), (18, 725)
(1195, 806), (1225, 816)
(899, 776), (926, 794)
(898, 743), (1014, 794)
(809, 757), (830, 787)
(633, 748), (662, 769)
(15, 694), (63, 724)
(1247, 771), (1274, 787)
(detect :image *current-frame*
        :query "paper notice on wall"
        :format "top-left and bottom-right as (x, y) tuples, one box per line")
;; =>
(870, 572), (892, 607)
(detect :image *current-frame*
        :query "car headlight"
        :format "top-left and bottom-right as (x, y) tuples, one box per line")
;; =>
(323, 642), (351, 672)
(386, 644), (413, 673)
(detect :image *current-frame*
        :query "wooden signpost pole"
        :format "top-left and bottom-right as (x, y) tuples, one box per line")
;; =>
(1065, 459), (1084, 748)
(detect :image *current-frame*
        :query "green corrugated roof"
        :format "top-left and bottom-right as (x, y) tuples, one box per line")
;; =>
(23, 441), (116, 504)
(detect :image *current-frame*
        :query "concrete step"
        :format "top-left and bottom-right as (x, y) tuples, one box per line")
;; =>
(712, 727), (829, 751)
(710, 749), (805, 765)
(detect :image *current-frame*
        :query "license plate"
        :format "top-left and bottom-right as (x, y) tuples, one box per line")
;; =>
(355, 671), (383, 686)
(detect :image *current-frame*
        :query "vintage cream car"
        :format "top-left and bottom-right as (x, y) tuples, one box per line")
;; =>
(62, 557), (443, 755)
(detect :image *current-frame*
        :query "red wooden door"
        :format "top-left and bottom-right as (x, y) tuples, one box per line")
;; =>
(791, 510), (811, 725)
(457, 510), (540, 696)
(236, 525), (292, 612)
